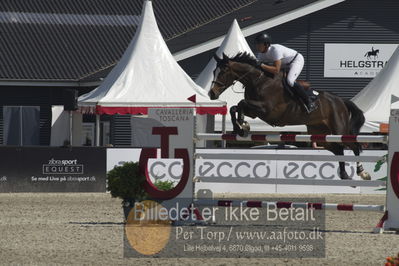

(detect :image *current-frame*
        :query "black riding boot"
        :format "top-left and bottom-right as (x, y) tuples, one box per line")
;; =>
(292, 82), (317, 113)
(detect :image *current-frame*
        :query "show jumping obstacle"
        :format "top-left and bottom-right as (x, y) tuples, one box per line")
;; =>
(140, 103), (399, 233)
(193, 132), (389, 232)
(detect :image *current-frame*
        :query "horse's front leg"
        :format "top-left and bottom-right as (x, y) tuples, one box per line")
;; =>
(230, 104), (248, 136)
(235, 100), (267, 137)
(229, 105), (241, 134)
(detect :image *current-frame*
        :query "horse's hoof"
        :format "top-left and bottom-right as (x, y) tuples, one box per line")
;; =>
(237, 129), (246, 137)
(241, 129), (249, 138)
(359, 171), (371, 180)
(241, 121), (250, 132)
(234, 122), (250, 137)
(339, 172), (352, 180)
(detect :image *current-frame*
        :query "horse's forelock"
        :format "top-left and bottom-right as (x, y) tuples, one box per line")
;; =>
(215, 57), (229, 68)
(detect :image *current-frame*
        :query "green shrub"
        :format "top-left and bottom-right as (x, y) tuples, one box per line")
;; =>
(374, 154), (388, 191)
(107, 162), (148, 202)
(154, 180), (175, 191)
(107, 162), (177, 202)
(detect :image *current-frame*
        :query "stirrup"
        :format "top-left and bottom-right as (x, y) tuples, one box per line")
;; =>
(303, 104), (311, 114)
(302, 101), (317, 114)
(306, 102), (317, 113)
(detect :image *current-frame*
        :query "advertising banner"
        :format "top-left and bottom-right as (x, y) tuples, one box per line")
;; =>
(324, 43), (398, 78)
(107, 148), (387, 194)
(0, 147), (106, 192)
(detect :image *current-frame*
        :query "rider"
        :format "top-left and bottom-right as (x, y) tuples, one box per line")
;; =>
(254, 33), (317, 113)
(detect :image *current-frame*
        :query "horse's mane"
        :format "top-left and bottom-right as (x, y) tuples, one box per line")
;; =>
(228, 52), (275, 79)
(229, 52), (260, 68)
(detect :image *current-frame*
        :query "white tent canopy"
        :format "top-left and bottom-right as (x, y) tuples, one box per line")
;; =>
(195, 19), (306, 132)
(352, 45), (399, 132)
(78, 0), (226, 116)
(196, 19), (255, 92)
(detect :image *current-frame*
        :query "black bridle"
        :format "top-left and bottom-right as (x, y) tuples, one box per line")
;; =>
(211, 80), (226, 88)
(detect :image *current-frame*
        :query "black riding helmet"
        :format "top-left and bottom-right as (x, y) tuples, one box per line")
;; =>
(255, 33), (272, 45)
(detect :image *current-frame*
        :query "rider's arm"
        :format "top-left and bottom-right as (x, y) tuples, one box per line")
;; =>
(260, 60), (281, 75)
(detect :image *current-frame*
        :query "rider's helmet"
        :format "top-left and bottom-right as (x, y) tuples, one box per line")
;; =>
(255, 33), (272, 46)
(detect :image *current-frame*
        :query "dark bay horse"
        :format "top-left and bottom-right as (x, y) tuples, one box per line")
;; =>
(209, 52), (370, 180)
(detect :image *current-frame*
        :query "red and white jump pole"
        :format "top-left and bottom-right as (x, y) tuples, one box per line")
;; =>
(196, 133), (388, 144)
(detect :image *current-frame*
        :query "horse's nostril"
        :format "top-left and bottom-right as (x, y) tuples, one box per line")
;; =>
(209, 90), (217, 100)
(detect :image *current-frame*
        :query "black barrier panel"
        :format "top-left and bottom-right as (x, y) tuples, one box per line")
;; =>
(0, 147), (106, 192)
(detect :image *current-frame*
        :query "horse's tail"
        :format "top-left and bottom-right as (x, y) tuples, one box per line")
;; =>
(344, 100), (365, 135)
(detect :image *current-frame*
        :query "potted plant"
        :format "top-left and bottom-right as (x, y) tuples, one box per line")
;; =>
(385, 252), (399, 266)
(374, 154), (388, 192)
(107, 161), (175, 219)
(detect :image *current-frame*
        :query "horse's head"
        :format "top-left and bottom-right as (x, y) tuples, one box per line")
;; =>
(209, 53), (236, 100)
(209, 52), (267, 100)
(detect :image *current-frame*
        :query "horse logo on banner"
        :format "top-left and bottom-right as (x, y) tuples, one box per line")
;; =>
(364, 47), (380, 60)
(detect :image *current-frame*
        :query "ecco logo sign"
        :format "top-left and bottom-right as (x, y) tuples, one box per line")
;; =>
(148, 159), (183, 180)
(198, 160), (271, 179)
(196, 160), (355, 180)
(146, 160), (355, 180)
(283, 162), (354, 179)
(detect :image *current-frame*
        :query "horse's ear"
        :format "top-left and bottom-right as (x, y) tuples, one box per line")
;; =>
(213, 54), (222, 63)
(222, 53), (229, 61)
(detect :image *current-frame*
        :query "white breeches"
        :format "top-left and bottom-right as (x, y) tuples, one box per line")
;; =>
(286, 53), (304, 87)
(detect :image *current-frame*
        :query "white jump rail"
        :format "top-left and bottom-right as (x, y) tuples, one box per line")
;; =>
(196, 133), (388, 144)
(195, 176), (386, 187)
(195, 152), (384, 163)
(193, 199), (385, 212)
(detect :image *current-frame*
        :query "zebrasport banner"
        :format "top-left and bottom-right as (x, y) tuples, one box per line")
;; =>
(0, 147), (106, 192)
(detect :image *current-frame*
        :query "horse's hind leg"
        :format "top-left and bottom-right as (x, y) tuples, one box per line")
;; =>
(323, 111), (354, 179)
(328, 104), (371, 180)
(346, 143), (371, 180)
(308, 125), (351, 179)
